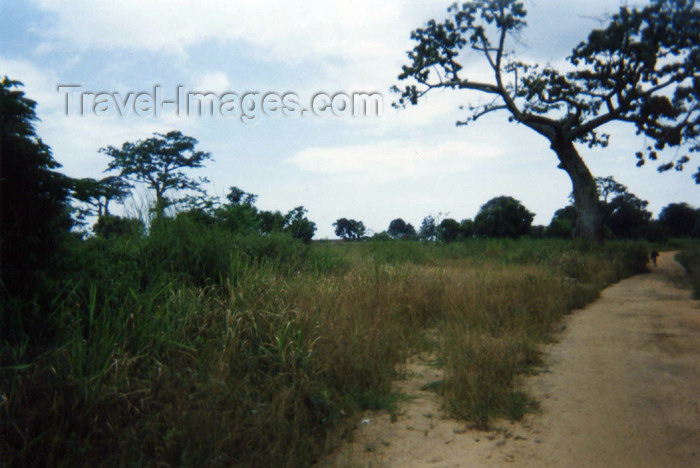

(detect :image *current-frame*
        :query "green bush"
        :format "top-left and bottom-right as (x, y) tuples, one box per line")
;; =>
(676, 246), (700, 299)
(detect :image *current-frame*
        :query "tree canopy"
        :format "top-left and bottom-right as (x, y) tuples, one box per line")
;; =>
(333, 218), (366, 241)
(0, 77), (73, 301)
(659, 202), (699, 236)
(388, 218), (417, 239)
(419, 215), (438, 241)
(474, 196), (534, 238)
(394, 0), (699, 241)
(284, 206), (317, 243)
(101, 131), (212, 218)
(437, 218), (461, 242)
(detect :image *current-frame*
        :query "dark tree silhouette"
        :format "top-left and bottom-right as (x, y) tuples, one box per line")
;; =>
(659, 202), (699, 237)
(284, 206), (316, 243)
(546, 206), (578, 238)
(333, 218), (366, 241)
(474, 196), (534, 238)
(395, 0), (700, 241)
(0, 77), (73, 303)
(419, 215), (438, 241)
(72, 175), (132, 218)
(437, 218), (461, 242)
(388, 218), (417, 239)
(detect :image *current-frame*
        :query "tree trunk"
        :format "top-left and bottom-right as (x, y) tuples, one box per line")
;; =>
(154, 188), (166, 219)
(551, 139), (604, 242)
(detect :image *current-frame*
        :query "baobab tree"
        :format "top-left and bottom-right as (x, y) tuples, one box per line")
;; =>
(394, 0), (699, 240)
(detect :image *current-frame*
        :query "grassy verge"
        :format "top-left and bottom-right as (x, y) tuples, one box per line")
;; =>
(676, 243), (700, 299)
(1, 223), (650, 466)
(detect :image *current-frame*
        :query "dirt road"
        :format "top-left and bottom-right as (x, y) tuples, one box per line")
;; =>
(321, 252), (700, 467)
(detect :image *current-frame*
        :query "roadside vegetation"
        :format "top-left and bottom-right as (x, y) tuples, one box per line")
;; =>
(676, 243), (700, 299)
(2, 223), (650, 466)
(0, 77), (692, 467)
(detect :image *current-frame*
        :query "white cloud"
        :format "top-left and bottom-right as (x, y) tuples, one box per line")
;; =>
(195, 71), (231, 95)
(0, 57), (63, 112)
(288, 139), (500, 184)
(32, 0), (406, 63)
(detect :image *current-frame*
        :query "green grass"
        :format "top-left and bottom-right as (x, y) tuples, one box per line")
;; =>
(676, 242), (700, 299)
(1, 222), (652, 466)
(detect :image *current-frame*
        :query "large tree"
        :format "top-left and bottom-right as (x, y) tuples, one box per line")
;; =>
(0, 77), (73, 302)
(395, 0), (699, 241)
(101, 131), (211, 218)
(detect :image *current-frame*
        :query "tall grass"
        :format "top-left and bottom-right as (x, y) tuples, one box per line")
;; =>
(676, 243), (700, 298)
(1, 222), (650, 466)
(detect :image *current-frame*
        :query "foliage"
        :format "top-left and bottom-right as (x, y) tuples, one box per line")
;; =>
(0, 77), (73, 319)
(552, 176), (658, 240)
(93, 214), (145, 239)
(676, 244), (700, 298)
(72, 175), (132, 219)
(546, 206), (577, 238)
(2, 227), (652, 466)
(101, 131), (212, 218)
(419, 215), (438, 241)
(474, 196), (534, 238)
(283, 206), (317, 243)
(333, 217), (366, 241)
(459, 218), (477, 239)
(604, 192), (652, 238)
(387, 218), (417, 239)
(259, 209), (287, 234)
(659, 202), (700, 237)
(437, 218), (461, 242)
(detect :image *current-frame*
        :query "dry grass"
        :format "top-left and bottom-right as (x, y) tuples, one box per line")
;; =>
(1, 229), (650, 466)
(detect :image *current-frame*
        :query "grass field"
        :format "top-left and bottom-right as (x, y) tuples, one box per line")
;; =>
(1, 219), (653, 467)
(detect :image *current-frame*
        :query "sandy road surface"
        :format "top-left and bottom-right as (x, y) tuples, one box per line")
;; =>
(320, 252), (700, 467)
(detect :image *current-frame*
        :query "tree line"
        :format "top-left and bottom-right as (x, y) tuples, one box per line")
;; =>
(334, 187), (700, 242)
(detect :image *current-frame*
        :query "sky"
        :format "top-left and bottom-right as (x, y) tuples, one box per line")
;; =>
(1, 0), (697, 238)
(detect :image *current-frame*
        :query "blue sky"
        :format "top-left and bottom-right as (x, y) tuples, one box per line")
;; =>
(1, 0), (697, 238)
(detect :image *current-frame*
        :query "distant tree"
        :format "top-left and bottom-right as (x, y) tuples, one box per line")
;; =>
(658, 202), (699, 237)
(216, 186), (260, 234)
(595, 176), (628, 204)
(372, 231), (393, 241)
(459, 219), (476, 239)
(101, 130), (212, 219)
(388, 218), (417, 239)
(176, 193), (219, 225)
(259, 210), (286, 234)
(395, 0), (700, 241)
(474, 196), (534, 238)
(419, 215), (438, 241)
(284, 206), (316, 243)
(0, 77), (73, 302)
(437, 218), (461, 243)
(333, 218), (366, 241)
(594, 178), (652, 238)
(530, 225), (546, 238)
(546, 206), (577, 238)
(226, 185), (257, 206)
(72, 175), (132, 224)
(604, 192), (652, 238)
